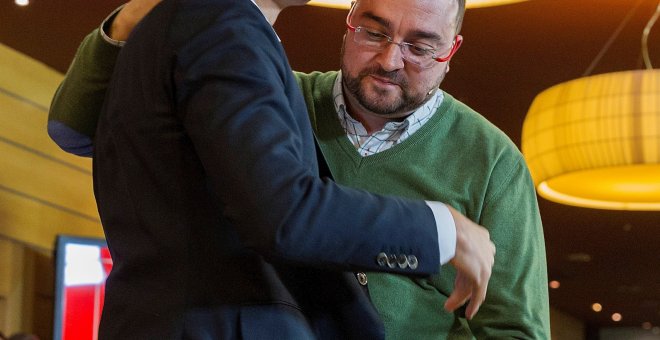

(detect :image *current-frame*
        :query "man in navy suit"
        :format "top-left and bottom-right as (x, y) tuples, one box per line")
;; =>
(50, 0), (495, 338)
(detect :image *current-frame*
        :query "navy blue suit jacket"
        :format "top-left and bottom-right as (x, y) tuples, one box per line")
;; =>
(93, 0), (441, 338)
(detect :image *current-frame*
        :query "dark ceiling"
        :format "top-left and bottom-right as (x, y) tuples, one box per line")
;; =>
(1, 0), (659, 332)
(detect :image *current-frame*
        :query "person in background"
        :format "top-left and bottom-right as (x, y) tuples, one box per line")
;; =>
(48, 0), (497, 339)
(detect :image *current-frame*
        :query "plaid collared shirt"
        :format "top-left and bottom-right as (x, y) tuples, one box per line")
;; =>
(332, 72), (444, 157)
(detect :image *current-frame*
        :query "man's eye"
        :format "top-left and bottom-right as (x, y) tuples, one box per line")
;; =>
(409, 44), (431, 56)
(365, 30), (388, 41)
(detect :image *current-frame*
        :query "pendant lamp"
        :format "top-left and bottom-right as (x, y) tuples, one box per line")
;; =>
(522, 0), (660, 210)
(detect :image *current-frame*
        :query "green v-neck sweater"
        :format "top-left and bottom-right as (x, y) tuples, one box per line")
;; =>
(296, 71), (550, 339)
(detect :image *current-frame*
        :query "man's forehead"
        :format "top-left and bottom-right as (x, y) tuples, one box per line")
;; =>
(354, 0), (458, 32)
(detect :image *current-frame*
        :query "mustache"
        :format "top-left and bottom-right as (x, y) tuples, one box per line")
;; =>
(359, 67), (407, 87)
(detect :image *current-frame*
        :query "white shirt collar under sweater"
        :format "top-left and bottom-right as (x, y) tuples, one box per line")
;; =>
(332, 71), (444, 157)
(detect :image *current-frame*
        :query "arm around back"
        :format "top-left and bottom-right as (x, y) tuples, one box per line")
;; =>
(171, 11), (442, 273)
(48, 28), (120, 156)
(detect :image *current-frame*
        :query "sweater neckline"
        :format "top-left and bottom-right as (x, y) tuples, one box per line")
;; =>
(316, 78), (458, 167)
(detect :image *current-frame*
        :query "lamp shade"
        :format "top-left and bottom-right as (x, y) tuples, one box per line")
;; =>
(308, 0), (529, 9)
(522, 69), (660, 210)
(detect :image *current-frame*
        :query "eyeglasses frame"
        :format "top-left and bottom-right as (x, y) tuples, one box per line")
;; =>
(344, 2), (463, 67)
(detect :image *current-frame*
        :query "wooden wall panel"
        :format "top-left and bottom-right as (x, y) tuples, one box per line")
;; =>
(0, 43), (102, 251)
(0, 44), (63, 107)
(0, 238), (54, 339)
(0, 239), (24, 335)
(0, 189), (101, 251)
(0, 94), (91, 169)
(0, 142), (97, 219)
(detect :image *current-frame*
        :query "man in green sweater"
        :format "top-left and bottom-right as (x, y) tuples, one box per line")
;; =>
(48, 0), (550, 338)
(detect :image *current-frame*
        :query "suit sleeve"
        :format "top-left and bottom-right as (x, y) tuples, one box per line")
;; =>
(175, 16), (442, 275)
(47, 28), (119, 156)
(467, 157), (551, 338)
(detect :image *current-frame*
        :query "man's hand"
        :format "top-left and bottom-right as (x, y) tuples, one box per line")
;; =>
(444, 205), (496, 320)
(109, 0), (162, 41)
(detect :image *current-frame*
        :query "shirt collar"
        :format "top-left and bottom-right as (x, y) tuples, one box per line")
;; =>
(250, 0), (281, 41)
(332, 71), (444, 135)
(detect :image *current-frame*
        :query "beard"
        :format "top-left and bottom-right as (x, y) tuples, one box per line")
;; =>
(342, 64), (440, 117)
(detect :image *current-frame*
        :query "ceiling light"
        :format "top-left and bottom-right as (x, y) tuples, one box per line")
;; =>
(522, 1), (660, 211)
(549, 280), (560, 289)
(308, 0), (529, 10)
(612, 313), (623, 322)
(15, 0), (29, 6)
(592, 303), (603, 312)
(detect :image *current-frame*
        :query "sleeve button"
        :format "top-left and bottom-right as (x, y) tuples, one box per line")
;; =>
(356, 272), (368, 286)
(397, 254), (409, 269)
(376, 252), (388, 267)
(386, 254), (398, 268)
(407, 255), (418, 270)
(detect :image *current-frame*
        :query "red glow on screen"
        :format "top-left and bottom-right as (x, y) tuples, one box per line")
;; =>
(57, 242), (113, 340)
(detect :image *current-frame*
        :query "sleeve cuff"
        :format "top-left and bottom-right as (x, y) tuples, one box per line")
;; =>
(100, 5), (127, 47)
(425, 201), (457, 265)
(47, 120), (94, 157)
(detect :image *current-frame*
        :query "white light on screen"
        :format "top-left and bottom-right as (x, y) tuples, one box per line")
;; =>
(64, 244), (106, 286)
(15, 0), (29, 6)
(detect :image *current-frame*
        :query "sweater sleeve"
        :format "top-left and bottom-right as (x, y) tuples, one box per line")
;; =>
(47, 28), (120, 156)
(468, 155), (551, 339)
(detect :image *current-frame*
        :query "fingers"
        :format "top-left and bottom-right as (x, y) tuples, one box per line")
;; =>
(444, 274), (471, 312)
(465, 277), (488, 320)
(444, 205), (496, 319)
(444, 272), (487, 320)
(110, 0), (163, 41)
(458, 244), (493, 319)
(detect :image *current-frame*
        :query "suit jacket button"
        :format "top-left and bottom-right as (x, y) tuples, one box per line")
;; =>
(377, 252), (388, 266)
(356, 272), (368, 286)
(387, 254), (397, 268)
(407, 255), (418, 269)
(397, 254), (409, 269)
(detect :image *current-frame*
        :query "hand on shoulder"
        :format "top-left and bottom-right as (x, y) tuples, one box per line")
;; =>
(110, 0), (162, 41)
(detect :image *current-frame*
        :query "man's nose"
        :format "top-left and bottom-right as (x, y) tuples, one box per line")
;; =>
(376, 42), (405, 72)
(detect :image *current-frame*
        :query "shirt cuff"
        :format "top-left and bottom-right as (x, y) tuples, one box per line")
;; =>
(100, 5), (127, 47)
(425, 201), (457, 265)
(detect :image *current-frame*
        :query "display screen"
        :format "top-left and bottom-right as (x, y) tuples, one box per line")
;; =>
(53, 235), (112, 340)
